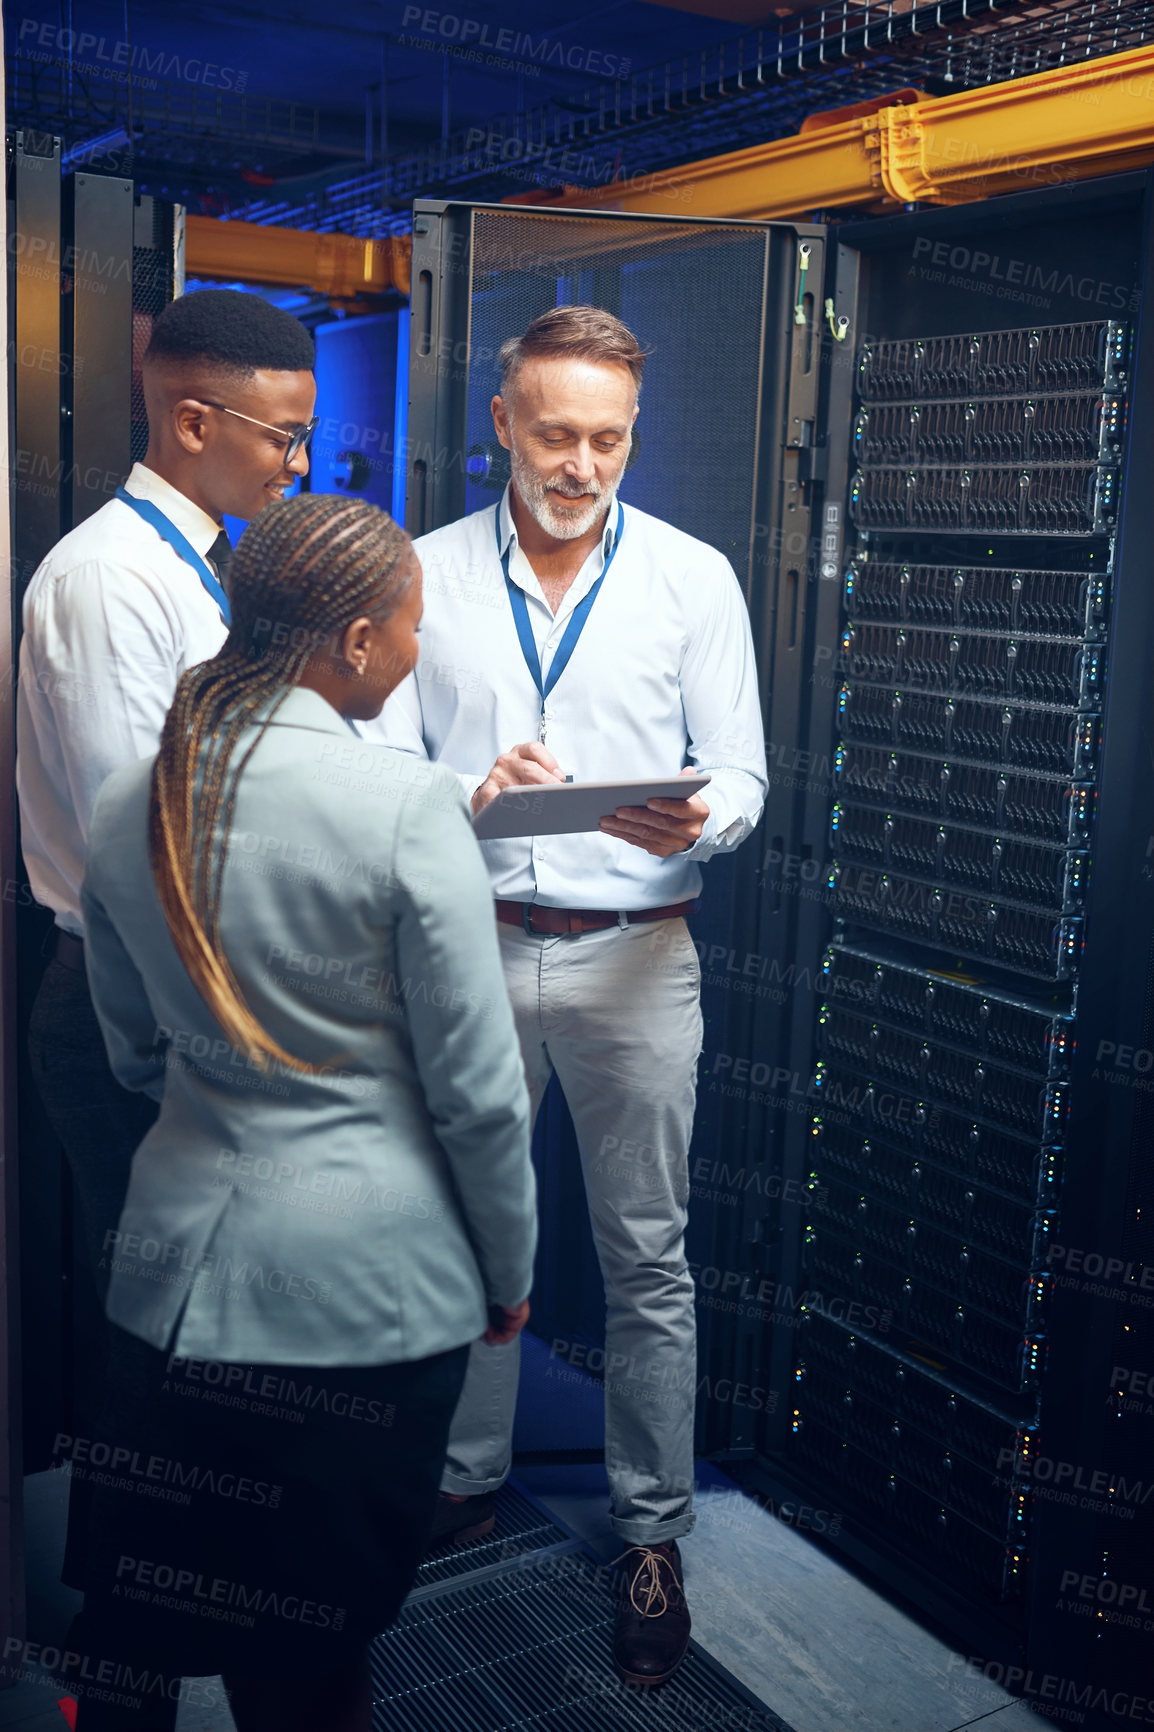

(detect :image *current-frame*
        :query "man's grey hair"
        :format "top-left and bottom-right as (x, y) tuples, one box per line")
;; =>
(499, 304), (648, 400)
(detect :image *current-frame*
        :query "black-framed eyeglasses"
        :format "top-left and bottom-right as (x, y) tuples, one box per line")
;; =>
(199, 400), (318, 465)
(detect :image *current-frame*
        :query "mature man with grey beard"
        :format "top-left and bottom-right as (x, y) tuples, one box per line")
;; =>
(366, 305), (767, 1689)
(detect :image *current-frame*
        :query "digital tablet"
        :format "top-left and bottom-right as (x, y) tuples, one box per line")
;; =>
(473, 774), (712, 841)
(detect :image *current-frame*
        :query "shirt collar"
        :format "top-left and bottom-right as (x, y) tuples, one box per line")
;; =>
(122, 462), (224, 560)
(496, 483), (621, 563)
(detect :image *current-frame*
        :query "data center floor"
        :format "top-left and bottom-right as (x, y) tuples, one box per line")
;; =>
(4, 1333), (1054, 1732)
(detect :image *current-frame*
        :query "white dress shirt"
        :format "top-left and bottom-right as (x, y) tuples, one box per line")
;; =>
(17, 463), (230, 936)
(365, 487), (768, 910)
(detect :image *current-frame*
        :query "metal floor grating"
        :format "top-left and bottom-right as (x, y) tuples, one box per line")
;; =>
(371, 1484), (794, 1731)
(412, 1482), (574, 1594)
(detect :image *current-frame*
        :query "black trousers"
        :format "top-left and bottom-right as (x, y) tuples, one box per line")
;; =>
(28, 955), (160, 1588)
(65, 1329), (469, 1731)
(28, 955), (159, 1285)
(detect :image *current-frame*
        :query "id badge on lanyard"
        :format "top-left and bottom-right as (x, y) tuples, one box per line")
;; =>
(499, 500), (625, 744)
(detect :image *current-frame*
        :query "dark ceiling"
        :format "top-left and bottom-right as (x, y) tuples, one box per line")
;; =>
(6, 0), (739, 198)
(6, 0), (1148, 231)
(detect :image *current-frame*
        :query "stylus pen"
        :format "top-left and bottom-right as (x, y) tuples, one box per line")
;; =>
(563, 775), (574, 782)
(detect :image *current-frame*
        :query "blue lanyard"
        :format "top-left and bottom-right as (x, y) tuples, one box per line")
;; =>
(499, 500), (624, 726)
(116, 486), (232, 625)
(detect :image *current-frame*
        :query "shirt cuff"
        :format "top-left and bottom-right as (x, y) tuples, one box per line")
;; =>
(458, 771), (486, 809)
(682, 806), (721, 862)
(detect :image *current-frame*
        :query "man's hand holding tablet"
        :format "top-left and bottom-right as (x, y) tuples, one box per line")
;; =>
(471, 745), (710, 850)
(599, 766), (710, 858)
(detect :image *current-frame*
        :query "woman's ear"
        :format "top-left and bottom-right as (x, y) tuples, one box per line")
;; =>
(342, 616), (375, 677)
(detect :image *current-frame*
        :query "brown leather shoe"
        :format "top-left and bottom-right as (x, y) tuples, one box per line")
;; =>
(612, 1540), (692, 1688)
(426, 1491), (496, 1550)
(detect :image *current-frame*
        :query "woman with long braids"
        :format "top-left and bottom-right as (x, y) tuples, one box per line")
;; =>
(65, 494), (537, 1732)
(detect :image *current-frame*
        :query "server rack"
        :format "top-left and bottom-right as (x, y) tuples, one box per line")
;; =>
(409, 179), (1153, 1722)
(763, 180), (1154, 1724)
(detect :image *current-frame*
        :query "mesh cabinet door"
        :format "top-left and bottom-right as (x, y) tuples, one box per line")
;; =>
(405, 201), (846, 1453)
(407, 201), (816, 586)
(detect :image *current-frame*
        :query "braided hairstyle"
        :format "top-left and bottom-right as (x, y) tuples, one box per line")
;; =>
(150, 493), (413, 1071)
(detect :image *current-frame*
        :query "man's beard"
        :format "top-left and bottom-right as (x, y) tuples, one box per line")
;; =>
(510, 442), (629, 541)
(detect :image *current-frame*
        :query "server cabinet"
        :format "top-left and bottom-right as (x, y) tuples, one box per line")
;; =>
(311, 311), (407, 518)
(6, 140), (183, 1492)
(407, 178), (1154, 1723)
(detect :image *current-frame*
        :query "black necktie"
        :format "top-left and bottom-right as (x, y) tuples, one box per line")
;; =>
(207, 530), (233, 588)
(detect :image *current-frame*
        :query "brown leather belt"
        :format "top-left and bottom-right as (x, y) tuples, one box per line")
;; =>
(53, 929), (86, 973)
(495, 898), (698, 937)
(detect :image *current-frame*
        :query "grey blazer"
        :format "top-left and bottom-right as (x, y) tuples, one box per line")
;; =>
(81, 685), (537, 1368)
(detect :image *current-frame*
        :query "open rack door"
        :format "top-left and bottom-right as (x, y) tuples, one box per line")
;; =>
(405, 199), (844, 1440)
